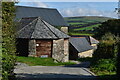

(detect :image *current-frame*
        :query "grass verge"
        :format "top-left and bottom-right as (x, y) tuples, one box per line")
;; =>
(90, 58), (116, 76)
(17, 56), (76, 66)
(77, 57), (116, 77)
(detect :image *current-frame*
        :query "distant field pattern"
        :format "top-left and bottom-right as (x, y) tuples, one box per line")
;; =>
(64, 16), (111, 36)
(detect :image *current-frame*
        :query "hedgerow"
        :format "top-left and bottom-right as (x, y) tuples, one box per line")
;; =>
(2, 2), (16, 80)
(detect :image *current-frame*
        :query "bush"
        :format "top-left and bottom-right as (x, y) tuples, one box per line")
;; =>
(93, 42), (115, 59)
(117, 42), (120, 76)
(2, 2), (16, 80)
(93, 33), (119, 60)
(91, 59), (116, 75)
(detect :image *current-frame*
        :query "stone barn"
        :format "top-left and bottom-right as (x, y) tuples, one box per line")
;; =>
(16, 17), (70, 62)
(69, 37), (93, 60)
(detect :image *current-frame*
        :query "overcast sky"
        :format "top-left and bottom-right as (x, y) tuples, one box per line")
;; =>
(16, 0), (118, 18)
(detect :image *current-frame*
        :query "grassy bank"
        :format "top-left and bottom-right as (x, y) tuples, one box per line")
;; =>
(90, 58), (116, 76)
(17, 56), (76, 66)
(77, 57), (116, 76)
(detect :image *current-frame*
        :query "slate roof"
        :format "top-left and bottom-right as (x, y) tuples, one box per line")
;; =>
(69, 35), (99, 45)
(15, 6), (68, 26)
(16, 17), (70, 39)
(69, 37), (93, 53)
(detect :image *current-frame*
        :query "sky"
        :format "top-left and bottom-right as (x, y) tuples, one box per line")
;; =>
(16, 0), (119, 18)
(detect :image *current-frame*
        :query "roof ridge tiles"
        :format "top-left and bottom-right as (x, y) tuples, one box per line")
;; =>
(30, 18), (39, 39)
(40, 18), (60, 39)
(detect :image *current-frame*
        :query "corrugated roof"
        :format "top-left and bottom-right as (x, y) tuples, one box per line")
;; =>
(16, 17), (69, 39)
(69, 37), (93, 53)
(15, 6), (68, 26)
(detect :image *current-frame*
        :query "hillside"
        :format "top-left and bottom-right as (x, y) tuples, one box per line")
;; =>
(64, 16), (112, 36)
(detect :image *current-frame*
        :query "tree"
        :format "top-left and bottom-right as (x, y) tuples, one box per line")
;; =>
(94, 19), (120, 77)
(2, 2), (16, 80)
(94, 19), (120, 39)
(93, 33), (119, 59)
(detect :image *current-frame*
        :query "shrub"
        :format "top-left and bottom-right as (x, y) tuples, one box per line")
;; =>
(117, 42), (120, 76)
(93, 33), (119, 60)
(91, 59), (116, 75)
(2, 2), (16, 80)
(93, 42), (115, 59)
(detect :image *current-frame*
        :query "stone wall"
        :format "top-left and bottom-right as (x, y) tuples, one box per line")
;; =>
(28, 39), (36, 57)
(52, 39), (64, 62)
(52, 38), (69, 62)
(78, 49), (94, 58)
(63, 39), (69, 62)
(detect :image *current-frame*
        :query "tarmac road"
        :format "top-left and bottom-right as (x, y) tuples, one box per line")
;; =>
(14, 62), (98, 80)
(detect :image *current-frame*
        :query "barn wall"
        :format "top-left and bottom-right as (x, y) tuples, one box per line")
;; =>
(78, 49), (94, 58)
(36, 40), (52, 57)
(28, 39), (36, 57)
(63, 39), (69, 62)
(52, 38), (69, 62)
(60, 27), (69, 62)
(52, 39), (65, 62)
(91, 44), (98, 50)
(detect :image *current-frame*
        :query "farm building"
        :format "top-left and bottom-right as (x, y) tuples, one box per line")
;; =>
(16, 17), (70, 62)
(69, 35), (99, 60)
(15, 6), (99, 61)
(69, 37), (93, 60)
(15, 6), (70, 62)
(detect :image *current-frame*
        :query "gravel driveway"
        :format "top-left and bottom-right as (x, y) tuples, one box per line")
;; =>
(14, 62), (98, 80)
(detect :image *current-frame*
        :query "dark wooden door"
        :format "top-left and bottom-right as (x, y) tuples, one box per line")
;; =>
(36, 40), (52, 57)
(16, 38), (29, 57)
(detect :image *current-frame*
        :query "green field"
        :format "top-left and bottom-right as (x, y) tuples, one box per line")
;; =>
(64, 16), (112, 36)
(69, 22), (87, 25)
(74, 24), (101, 31)
(69, 32), (94, 36)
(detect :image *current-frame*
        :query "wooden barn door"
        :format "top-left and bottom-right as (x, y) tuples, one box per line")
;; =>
(36, 40), (52, 57)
